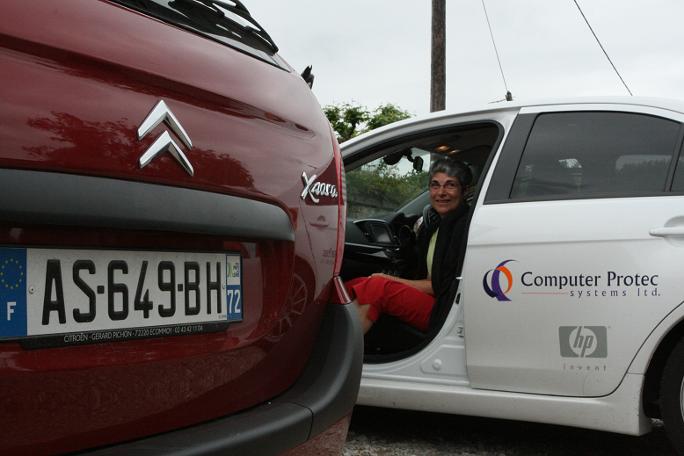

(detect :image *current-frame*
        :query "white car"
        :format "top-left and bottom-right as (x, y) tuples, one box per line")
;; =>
(341, 97), (684, 454)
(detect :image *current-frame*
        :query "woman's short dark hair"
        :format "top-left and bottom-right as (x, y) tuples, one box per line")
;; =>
(429, 157), (472, 187)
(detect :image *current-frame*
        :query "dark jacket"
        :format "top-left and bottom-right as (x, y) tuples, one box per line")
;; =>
(413, 202), (469, 328)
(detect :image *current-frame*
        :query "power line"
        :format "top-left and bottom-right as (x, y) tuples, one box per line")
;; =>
(572, 0), (633, 96)
(481, 0), (512, 101)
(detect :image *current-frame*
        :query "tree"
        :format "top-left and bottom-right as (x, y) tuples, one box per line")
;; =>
(324, 102), (411, 142)
(366, 104), (412, 131)
(346, 159), (428, 219)
(324, 102), (422, 219)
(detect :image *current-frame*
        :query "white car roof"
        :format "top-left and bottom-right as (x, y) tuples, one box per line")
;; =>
(340, 96), (684, 152)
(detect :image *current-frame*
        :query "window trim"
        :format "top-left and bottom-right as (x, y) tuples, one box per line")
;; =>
(665, 126), (684, 191)
(484, 114), (535, 204)
(344, 122), (501, 167)
(343, 120), (506, 220)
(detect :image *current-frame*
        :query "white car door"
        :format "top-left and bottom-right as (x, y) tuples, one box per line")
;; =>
(463, 104), (684, 396)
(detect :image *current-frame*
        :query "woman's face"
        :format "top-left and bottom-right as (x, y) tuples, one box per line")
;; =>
(429, 172), (462, 216)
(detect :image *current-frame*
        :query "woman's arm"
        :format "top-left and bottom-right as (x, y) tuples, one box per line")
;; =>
(370, 272), (434, 295)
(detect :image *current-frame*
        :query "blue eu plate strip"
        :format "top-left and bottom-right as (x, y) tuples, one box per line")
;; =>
(0, 248), (27, 337)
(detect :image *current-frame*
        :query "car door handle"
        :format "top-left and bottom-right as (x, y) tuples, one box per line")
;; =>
(649, 226), (684, 237)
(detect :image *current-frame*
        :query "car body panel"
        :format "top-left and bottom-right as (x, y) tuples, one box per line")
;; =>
(466, 103), (684, 397)
(358, 372), (650, 436)
(465, 195), (684, 396)
(1, 0), (330, 197)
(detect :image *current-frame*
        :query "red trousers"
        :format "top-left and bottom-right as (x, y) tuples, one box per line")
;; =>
(345, 276), (434, 331)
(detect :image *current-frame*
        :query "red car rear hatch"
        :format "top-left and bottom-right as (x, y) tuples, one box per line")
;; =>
(0, 0), (341, 453)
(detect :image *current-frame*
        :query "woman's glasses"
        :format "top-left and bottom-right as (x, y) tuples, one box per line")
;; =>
(429, 180), (460, 191)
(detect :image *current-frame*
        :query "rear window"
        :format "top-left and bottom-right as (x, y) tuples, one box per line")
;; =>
(510, 112), (681, 200)
(110, 0), (285, 68)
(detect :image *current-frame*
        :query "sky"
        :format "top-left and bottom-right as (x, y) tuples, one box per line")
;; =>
(247, 0), (684, 117)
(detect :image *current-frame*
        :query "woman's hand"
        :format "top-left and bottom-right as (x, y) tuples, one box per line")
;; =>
(370, 272), (393, 280)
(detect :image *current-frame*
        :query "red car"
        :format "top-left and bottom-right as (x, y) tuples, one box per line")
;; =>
(0, 1), (361, 454)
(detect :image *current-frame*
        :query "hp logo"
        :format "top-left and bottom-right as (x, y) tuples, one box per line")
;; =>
(559, 326), (607, 358)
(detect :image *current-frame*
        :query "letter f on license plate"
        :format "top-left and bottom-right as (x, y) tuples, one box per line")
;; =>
(0, 248), (28, 337)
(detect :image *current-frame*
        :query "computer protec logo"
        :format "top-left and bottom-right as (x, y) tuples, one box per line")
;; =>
(482, 259), (515, 302)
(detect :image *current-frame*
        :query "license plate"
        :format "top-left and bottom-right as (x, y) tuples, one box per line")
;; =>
(0, 248), (243, 348)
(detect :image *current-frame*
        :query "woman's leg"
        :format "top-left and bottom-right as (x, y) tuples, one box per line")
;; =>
(353, 300), (374, 334)
(346, 276), (434, 332)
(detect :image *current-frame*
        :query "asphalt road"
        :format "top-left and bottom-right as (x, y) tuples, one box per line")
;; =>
(344, 406), (676, 455)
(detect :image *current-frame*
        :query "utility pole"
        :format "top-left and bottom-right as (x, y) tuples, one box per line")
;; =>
(430, 0), (446, 112)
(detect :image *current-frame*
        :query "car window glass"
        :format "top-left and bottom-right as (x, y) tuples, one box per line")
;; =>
(510, 112), (681, 200)
(110, 0), (283, 68)
(346, 148), (430, 220)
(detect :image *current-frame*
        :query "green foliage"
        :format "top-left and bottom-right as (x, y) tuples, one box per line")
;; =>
(366, 104), (412, 131)
(346, 161), (428, 220)
(326, 101), (420, 219)
(324, 102), (412, 143)
(323, 103), (368, 143)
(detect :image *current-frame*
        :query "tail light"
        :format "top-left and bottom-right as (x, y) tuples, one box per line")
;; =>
(330, 128), (350, 304)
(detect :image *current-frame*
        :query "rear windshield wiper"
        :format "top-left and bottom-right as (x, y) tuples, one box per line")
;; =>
(172, 0), (279, 53)
(112, 0), (279, 55)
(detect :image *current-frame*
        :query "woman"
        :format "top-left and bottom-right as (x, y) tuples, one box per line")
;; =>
(346, 157), (471, 333)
